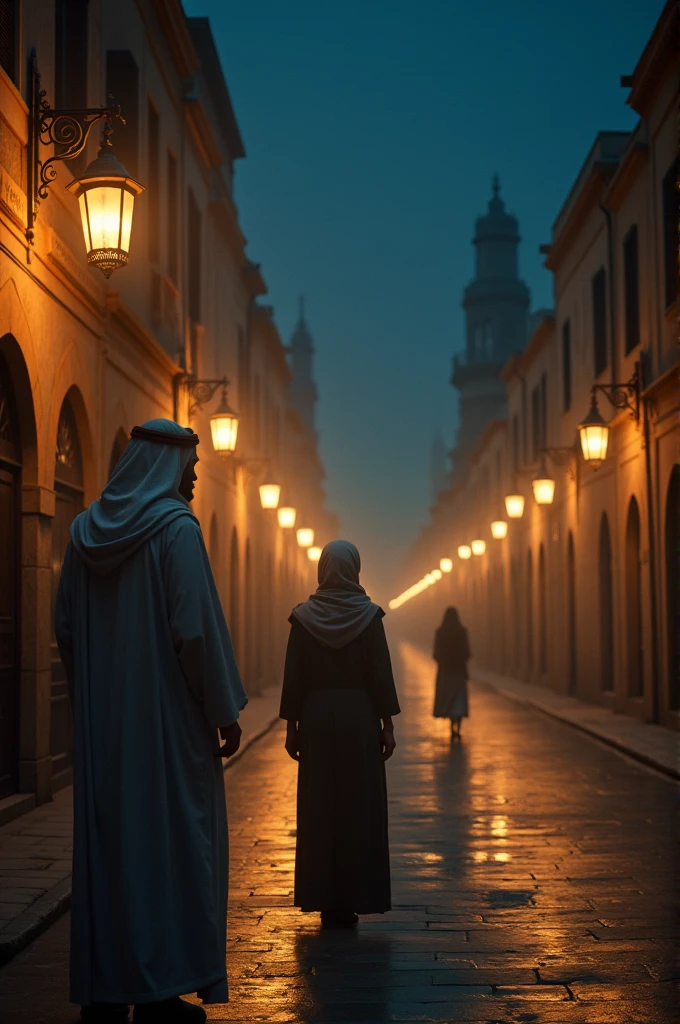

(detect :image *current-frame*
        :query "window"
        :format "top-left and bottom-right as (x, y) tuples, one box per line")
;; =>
(562, 319), (571, 411)
(592, 266), (608, 378)
(531, 386), (540, 461)
(106, 51), (139, 177)
(167, 151), (178, 282)
(662, 159), (678, 310)
(187, 188), (201, 323)
(0, 0), (18, 84)
(623, 225), (640, 354)
(147, 99), (160, 265)
(56, 0), (89, 108)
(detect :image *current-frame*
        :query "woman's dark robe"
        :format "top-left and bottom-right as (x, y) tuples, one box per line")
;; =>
(280, 610), (400, 914)
(433, 621), (470, 719)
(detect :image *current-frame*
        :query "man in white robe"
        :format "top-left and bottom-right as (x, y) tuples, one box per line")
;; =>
(55, 418), (247, 1024)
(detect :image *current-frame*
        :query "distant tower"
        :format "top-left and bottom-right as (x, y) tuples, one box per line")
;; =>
(451, 177), (530, 476)
(430, 422), (448, 503)
(287, 296), (318, 437)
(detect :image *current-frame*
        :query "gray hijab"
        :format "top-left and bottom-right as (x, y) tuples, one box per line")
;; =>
(291, 540), (382, 649)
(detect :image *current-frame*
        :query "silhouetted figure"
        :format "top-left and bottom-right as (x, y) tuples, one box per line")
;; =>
(433, 606), (470, 739)
(55, 419), (246, 1024)
(280, 540), (400, 928)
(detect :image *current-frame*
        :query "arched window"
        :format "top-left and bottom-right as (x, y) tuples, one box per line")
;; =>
(229, 527), (240, 662)
(567, 531), (577, 694)
(108, 427), (128, 479)
(625, 497), (643, 698)
(665, 466), (680, 710)
(538, 544), (547, 675)
(599, 513), (614, 692)
(52, 392), (85, 785)
(526, 549), (533, 677)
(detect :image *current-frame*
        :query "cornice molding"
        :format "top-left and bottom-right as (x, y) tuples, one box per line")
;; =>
(545, 162), (617, 272)
(106, 293), (182, 378)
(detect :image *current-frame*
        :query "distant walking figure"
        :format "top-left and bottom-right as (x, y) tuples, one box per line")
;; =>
(433, 606), (470, 739)
(280, 540), (400, 929)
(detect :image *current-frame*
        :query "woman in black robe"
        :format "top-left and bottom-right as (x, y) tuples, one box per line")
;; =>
(280, 540), (400, 929)
(433, 606), (470, 739)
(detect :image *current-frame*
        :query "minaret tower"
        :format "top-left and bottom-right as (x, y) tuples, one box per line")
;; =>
(287, 296), (318, 438)
(450, 177), (530, 476)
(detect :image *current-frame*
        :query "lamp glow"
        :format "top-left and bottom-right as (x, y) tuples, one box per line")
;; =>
(296, 527), (314, 548)
(504, 494), (525, 519)
(425, 573), (436, 584)
(307, 546), (322, 562)
(208, 383), (239, 455)
(277, 506), (297, 529)
(259, 484), (281, 509)
(66, 133), (144, 278)
(578, 393), (610, 467)
(458, 544), (472, 560)
(491, 520), (508, 539)
(471, 539), (486, 556)
(432, 568), (443, 580)
(440, 558), (453, 573)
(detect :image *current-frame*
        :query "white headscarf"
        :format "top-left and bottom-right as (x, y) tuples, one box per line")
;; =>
(291, 539), (382, 649)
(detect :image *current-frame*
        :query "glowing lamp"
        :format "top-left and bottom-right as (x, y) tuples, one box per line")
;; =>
(471, 539), (486, 556)
(532, 458), (556, 506)
(491, 520), (508, 539)
(432, 568), (443, 580)
(259, 484), (281, 509)
(307, 546), (322, 562)
(504, 494), (525, 519)
(425, 573), (436, 584)
(277, 506), (297, 529)
(66, 134), (144, 278)
(296, 527), (314, 548)
(458, 544), (472, 560)
(440, 558), (453, 573)
(578, 394), (610, 467)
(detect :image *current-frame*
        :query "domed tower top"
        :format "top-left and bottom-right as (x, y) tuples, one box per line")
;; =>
(473, 176), (521, 281)
(289, 295), (314, 352)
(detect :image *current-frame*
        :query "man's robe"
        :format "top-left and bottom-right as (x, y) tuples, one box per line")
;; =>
(56, 514), (246, 1005)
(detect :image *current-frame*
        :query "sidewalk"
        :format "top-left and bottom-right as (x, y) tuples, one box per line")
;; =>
(471, 665), (679, 779)
(0, 684), (282, 965)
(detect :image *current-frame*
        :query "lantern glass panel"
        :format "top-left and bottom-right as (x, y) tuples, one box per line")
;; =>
(471, 539), (486, 556)
(505, 494), (525, 519)
(297, 528), (314, 548)
(458, 544), (472, 560)
(532, 478), (556, 505)
(83, 186), (124, 251)
(307, 546), (322, 562)
(259, 484), (281, 509)
(210, 412), (238, 454)
(440, 557), (453, 573)
(277, 506), (297, 528)
(491, 520), (508, 539)
(120, 189), (134, 251)
(579, 422), (609, 464)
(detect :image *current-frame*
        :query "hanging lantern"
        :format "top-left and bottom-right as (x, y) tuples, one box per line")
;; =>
(504, 494), (525, 519)
(277, 506), (297, 529)
(458, 544), (472, 560)
(578, 393), (610, 467)
(432, 568), (443, 580)
(425, 573), (436, 584)
(307, 546), (322, 562)
(491, 520), (508, 539)
(440, 557), (453, 573)
(66, 127), (144, 278)
(297, 527), (314, 548)
(208, 384), (239, 455)
(259, 484), (281, 510)
(532, 457), (556, 506)
(471, 539), (486, 556)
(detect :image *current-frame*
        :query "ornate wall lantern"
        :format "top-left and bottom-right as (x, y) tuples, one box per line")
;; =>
(440, 557), (453, 573)
(259, 484), (281, 510)
(531, 456), (556, 506)
(504, 494), (525, 519)
(471, 538), (486, 556)
(307, 546), (322, 563)
(457, 544), (472, 560)
(577, 369), (641, 468)
(490, 519), (508, 539)
(297, 527), (314, 549)
(277, 506), (297, 529)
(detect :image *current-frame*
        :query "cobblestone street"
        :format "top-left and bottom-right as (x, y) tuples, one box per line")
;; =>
(0, 639), (676, 1023)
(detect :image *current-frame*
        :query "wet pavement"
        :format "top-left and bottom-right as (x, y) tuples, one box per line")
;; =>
(0, 640), (676, 1023)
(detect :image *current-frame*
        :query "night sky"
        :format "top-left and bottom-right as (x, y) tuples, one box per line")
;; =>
(183, 0), (661, 596)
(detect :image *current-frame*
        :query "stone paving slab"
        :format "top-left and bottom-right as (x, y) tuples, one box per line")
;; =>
(0, 685), (281, 965)
(471, 665), (680, 778)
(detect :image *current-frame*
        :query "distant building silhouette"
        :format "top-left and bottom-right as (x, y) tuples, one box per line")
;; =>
(430, 422), (448, 503)
(287, 296), (319, 438)
(450, 177), (530, 477)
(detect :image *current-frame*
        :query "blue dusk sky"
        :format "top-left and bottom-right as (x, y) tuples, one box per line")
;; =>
(183, 0), (661, 596)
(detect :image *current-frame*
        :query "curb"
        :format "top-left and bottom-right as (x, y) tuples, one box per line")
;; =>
(0, 714), (281, 968)
(476, 678), (679, 781)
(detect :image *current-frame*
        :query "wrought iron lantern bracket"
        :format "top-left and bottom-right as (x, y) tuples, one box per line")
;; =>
(26, 50), (124, 246)
(592, 366), (641, 422)
(181, 376), (229, 420)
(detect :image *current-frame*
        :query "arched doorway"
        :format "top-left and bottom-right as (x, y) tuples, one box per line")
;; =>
(51, 393), (84, 787)
(0, 354), (21, 798)
(625, 497), (643, 698)
(108, 427), (128, 479)
(665, 466), (680, 710)
(567, 532), (577, 694)
(526, 549), (533, 678)
(229, 527), (240, 663)
(599, 513), (614, 692)
(538, 544), (547, 676)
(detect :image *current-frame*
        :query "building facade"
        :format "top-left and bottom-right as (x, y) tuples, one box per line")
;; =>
(404, 0), (679, 727)
(0, 0), (335, 812)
